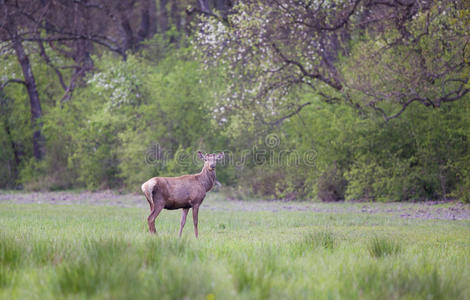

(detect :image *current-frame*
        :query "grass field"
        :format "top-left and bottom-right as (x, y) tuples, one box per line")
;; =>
(0, 192), (469, 299)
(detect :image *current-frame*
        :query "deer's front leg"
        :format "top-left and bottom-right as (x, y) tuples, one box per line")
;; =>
(192, 205), (199, 238)
(179, 208), (189, 237)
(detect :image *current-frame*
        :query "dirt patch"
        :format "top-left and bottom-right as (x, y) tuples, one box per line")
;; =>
(1, 191), (469, 220)
(0, 190), (146, 208)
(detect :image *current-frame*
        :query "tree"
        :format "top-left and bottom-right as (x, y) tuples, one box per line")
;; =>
(195, 0), (470, 124)
(0, 0), (194, 161)
(0, 0), (128, 159)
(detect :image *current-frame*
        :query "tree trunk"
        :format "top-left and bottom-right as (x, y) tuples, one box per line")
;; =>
(159, 0), (169, 33)
(170, 0), (180, 44)
(120, 11), (135, 51)
(12, 40), (44, 160)
(73, 2), (93, 70)
(0, 96), (21, 182)
(171, 0), (180, 32)
(138, 0), (157, 41)
(214, 0), (230, 12)
(118, 1), (137, 51)
(4, 117), (21, 180)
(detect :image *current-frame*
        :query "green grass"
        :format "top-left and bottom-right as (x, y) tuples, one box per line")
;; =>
(0, 199), (469, 299)
(367, 235), (402, 258)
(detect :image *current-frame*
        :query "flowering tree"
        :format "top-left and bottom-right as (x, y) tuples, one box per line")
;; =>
(195, 0), (470, 124)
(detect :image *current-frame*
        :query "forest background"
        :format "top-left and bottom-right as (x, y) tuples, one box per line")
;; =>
(1, 0), (469, 203)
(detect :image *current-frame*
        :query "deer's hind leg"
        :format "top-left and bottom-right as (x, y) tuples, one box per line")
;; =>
(141, 182), (155, 211)
(145, 194), (154, 212)
(148, 203), (164, 234)
(148, 191), (164, 234)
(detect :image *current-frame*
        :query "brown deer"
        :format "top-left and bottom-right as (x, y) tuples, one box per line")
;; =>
(141, 151), (224, 237)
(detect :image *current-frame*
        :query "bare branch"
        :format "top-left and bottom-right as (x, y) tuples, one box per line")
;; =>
(0, 78), (27, 91)
(37, 41), (67, 91)
(370, 84), (470, 122)
(59, 67), (86, 104)
(383, 98), (417, 121)
(317, 0), (362, 31)
(23, 35), (125, 58)
(72, 0), (104, 9)
(271, 43), (343, 90)
(186, 6), (230, 26)
(267, 102), (312, 126)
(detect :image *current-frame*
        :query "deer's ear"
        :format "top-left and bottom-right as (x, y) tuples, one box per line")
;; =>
(216, 152), (224, 160)
(197, 151), (205, 160)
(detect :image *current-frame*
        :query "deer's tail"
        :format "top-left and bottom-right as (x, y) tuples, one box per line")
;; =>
(141, 179), (155, 211)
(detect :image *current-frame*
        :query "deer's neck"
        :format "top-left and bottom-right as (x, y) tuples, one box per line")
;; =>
(198, 166), (216, 192)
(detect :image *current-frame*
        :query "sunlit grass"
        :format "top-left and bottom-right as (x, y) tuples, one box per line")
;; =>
(0, 200), (469, 299)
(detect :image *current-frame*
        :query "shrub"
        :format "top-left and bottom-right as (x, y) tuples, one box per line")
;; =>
(317, 164), (347, 201)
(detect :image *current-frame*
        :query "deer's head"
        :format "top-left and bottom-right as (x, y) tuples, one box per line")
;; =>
(198, 151), (224, 171)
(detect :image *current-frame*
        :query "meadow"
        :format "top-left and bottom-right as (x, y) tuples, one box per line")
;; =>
(0, 192), (469, 300)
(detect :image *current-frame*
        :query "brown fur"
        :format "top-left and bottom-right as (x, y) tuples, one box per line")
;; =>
(141, 152), (223, 237)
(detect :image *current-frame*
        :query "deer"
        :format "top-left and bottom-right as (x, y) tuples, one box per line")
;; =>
(141, 151), (224, 237)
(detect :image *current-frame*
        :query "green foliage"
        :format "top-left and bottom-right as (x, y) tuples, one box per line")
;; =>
(317, 165), (347, 201)
(343, 101), (470, 201)
(0, 125), (16, 188)
(0, 89), (33, 188)
(263, 95), (470, 202)
(2, 19), (470, 203)
(3, 37), (230, 191)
